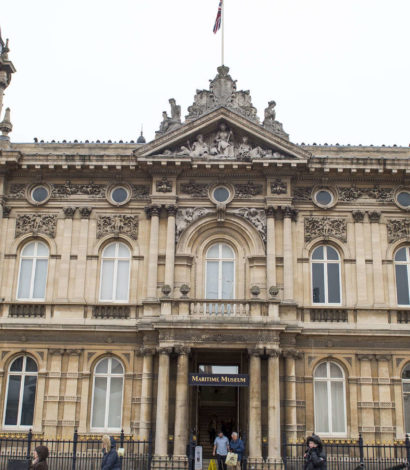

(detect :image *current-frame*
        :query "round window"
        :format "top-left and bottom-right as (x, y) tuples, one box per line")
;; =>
(111, 186), (129, 204)
(315, 190), (333, 206)
(31, 186), (49, 204)
(397, 191), (410, 208)
(213, 186), (230, 203)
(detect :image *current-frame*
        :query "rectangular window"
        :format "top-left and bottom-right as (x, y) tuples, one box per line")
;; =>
(312, 263), (325, 303)
(396, 265), (410, 305)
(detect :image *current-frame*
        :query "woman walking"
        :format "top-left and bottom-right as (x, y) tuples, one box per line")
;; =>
(303, 435), (327, 470)
(30, 445), (49, 470)
(101, 435), (121, 470)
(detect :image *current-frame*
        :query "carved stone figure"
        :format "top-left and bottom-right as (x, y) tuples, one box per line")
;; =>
(51, 182), (106, 198)
(366, 186), (394, 202)
(131, 185), (150, 199)
(169, 98), (181, 122)
(176, 207), (214, 242)
(156, 177), (172, 193)
(304, 216), (347, 243)
(234, 182), (263, 198)
(386, 219), (410, 243)
(157, 98), (182, 136)
(180, 182), (209, 197)
(8, 184), (26, 198)
(270, 179), (287, 195)
(262, 100), (289, 140)
(293, 187), (312, 201)
(210, 123), (234, 157)
(231, 208), (267, 243)
(97, 215), (139, 240)
(159, 111), (171, 133)
(179, 134), (209, 158)
(237, 136), (252, 161)
(15, 214), (57, 239)
(338, 187), (363, 202)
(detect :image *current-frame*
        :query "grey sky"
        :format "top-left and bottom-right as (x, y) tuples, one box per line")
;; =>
(2, 0), (410, 146)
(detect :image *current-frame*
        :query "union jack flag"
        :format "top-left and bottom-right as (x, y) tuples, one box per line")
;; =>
(213, 0), (223, 34)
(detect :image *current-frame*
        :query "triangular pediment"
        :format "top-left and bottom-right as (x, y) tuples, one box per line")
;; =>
(135, 107), (311, 161)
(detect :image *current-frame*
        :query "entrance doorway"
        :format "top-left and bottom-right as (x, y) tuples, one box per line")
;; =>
(197, 365), (239, 458)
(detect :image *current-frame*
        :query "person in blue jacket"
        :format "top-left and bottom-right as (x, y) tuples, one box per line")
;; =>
(229, 432), (245, 470)
(101, 435), (121, 470)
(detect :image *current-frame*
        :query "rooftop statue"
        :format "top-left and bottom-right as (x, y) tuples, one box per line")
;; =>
(156, 98), (182, 137)
(263, 100), (289, 140)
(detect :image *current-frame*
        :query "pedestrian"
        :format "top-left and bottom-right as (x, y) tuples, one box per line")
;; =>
(208, 415), (217, 445)
(229, 432), (244, 470)
(29, 445), (49, 470)
(101, 435), (121, 470)
(213, 430), (229, 470)
(303, 435), (326, 470)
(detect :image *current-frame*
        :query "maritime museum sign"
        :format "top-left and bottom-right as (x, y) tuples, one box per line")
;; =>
(189, 373), (249, 387)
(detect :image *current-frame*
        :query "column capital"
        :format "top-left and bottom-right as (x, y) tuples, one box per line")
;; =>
(357, 354), (375, 361)
(67, 349), (82, 356)
(352, 210), (365, 223)
(48, 348), (65, 356)
(266, 348), (281, 358)
(157, 347), (173, 356)
(166, 205), (178, 217)
(137, 347), (156, 357)
(145, 204), (161, 218)
(79, 207), (92, 219)
(266, 206), (275, 218)
(248, 348), (264, 357)
(283, 206), (298, 222)
(368, 211), (381, 223)
(375, 354), (392, 362)
(283, 349), (302, 359)
(63, 207), (76, 219)
(174, 345), (191, 355)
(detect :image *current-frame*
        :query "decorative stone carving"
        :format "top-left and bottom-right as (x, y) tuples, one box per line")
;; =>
(231, 208), (266, 243)
(210, 123), (234, 157)
(96, 215), (139, 240)
(156, 177), (172, 193)
(180, 182), (210, 197)
(270, 179), (287, 195)
(179, 134), (210, 158)
(145, 205), (161, 218)
(368, 211), (381, 223)
(131, 184), (150, 199)
(2, 206), (11, 218)
(352, 210), (365, 223)
(234, 182), (263, 198)
(166, 205), (178, 217)
(176, 207), (214, 242)
(263, 101), (289, 140)
(338, 187), (363, 202)
(63, 207), (76, 218)
(386, 219), (410, 243)
(161, 284), (172, 297)
(15, 214), (57, 238)
(366, 186), (394, 202)
(8, 184), (26, 198)
(293, 187), (312, 201)
(283, 206), (298, 221)
(179, 284), (190, 298)
(186, 66), (258, 123)
(79, 207), (92, 219)
(156, 98), (182, 136)
(250, 285), (260, 297)
(304, 216), (347, 243)
(51, 182), (106, 198)
(269, 286), (280, 297)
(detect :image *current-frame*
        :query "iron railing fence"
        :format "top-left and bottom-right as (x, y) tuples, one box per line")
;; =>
(1, 429), (152, 470)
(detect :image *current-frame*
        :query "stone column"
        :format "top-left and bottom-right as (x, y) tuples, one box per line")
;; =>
(62, 349), (82, 437)
(267, 348), (281, 462)
(376, 354), (393, 441)
(283, 207), (297, 302)
(57, 210), (75, 300)
(248, 349), (263, 461)
(145, 205), (161, 300)
(173, 346), (190, 458)
(164, 205), (177, 292)
(357, 354), (375, 439)
(266, 207), (279, 319)
(284, 349), (300, 442)
(154, 347), (172, 456)
(43, 349), (64, 437)
(139, 348), (155, 441)
(369, 212), (385, 306)
(352, 211), (368, 306)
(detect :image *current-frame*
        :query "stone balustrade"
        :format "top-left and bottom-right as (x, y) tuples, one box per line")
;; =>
(8, 303), (46, 318)
(92, 305), (130, 319)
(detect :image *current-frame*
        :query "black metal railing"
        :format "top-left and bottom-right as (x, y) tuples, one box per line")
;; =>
(1, 429), (151, 470)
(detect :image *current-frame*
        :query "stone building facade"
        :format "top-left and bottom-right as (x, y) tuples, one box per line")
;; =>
(0, 34), (410, 466)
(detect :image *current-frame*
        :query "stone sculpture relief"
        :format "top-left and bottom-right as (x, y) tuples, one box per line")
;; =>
(97, 215), (139, 240)
(233, 182), (263, 198)
(262, 101), (289, 140)
(293, 187), (312, 201)
(304, 216), (347, 243)
(176, 208), (214, 242)
(386, 219), (410, 243)
(15, 214), (57, 239)
(231, 208), (267, 243)
(130, 185), (150, 199)
(292, 185), (396, 203)
(52, 182), (106, 198)
(8, 184), (26, 198)
(156, 177), (172, 193)
(180, 182), (210, 197)
(270, 179), (287, 195)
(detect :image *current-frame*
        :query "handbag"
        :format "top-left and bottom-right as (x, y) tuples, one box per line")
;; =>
(225, 452), (238, 467)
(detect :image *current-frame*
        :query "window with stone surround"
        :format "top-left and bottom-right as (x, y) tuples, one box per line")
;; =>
(17, 241), (49, 301)
(91, 357), (124, 431)
(395, 246), (410, 306)
(311, 245), (341, 305)
(99, 242), (131, 302)
(314, 361), (346, 436)
(402, 364), (410, 433)
(3, 356), (38, 429)
(205, 242), (235, 300)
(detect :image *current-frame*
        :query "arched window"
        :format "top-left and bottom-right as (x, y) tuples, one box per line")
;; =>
(395, 247), (410, 306)
(17, 241), (49, 300)
(205, 243), (235, 299)
(99, 242), (131, 302)
(311, 245), (341, 304)
(91, 357), (124, 430)
(314, 361), (346, 435)
(3, 356), (38, 428)
(403, 364), (410, 433)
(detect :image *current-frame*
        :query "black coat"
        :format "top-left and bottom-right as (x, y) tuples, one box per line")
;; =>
(30, 461), (48, 470)
(303, 447), (327, 470)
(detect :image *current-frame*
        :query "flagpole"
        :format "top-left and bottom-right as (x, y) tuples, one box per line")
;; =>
(221, 0), (225, 65)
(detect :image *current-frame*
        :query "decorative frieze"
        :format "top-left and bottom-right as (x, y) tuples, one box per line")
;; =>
(180, 182), (210, 197)
(131, 184), (150, 199)
(270, 179), (287, 195)
(386, 219), (410, 243)
(338, 186), (363, 202)
(15, 214), (57, 238)
(8, 183), (26, 198)
(304, 216), (347, 243)
(51, 182), (106, 198)
(233, 182), (263, 198)
(96, 215), (139, 240)
(176, 207), (214, 242)
(293, 187), (312, 201)
(156, 177), (172, 193)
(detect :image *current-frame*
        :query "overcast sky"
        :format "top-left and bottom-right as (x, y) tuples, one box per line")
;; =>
(2, 0), (410, 146)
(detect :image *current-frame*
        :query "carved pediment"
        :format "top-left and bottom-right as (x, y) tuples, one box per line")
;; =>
(135, 108), (310, 162)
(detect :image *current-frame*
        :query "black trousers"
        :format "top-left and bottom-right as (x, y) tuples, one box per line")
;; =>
(217, 454), (227, 470)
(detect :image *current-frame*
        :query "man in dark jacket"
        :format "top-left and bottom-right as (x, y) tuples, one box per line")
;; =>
(101, 436), (121, 470)
(303, 435), (327, 470)
(229, 432), (245, 470)
(30, 445), (49, 470)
